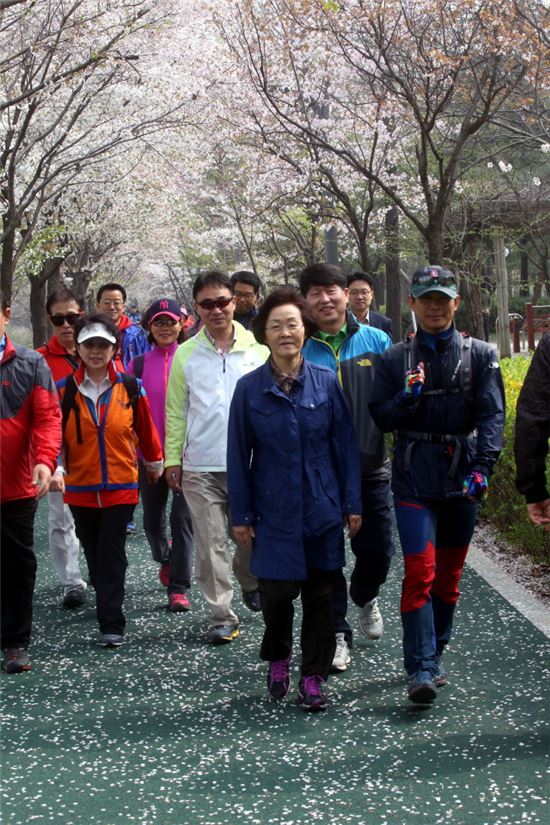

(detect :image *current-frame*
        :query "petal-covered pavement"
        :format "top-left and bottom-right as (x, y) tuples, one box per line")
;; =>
(2, 502), (549, 824)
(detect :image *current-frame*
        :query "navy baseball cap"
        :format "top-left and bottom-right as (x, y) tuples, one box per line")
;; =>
(143, 298), (183, 326)
(411, 266), (458, 299)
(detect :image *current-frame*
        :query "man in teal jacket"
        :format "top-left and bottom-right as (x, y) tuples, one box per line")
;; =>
(300, 263), (393, 673)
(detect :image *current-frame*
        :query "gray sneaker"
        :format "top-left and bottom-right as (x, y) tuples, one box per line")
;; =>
(358, 598), (384, 640)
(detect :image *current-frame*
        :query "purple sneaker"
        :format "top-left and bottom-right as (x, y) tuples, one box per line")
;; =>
(267, 657), (291, 700)
(297, 675), (327, 711)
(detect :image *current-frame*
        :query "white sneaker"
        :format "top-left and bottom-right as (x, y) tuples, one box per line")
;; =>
(358, 598), (384, 640)
(331, 632), (351, 672)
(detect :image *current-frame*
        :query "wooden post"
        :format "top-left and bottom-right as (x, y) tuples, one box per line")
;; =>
(526, 302), (535, 351)
(493, 236), (511, 358)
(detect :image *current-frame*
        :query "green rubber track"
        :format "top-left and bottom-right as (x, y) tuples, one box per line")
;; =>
(1, 501), (549, 825)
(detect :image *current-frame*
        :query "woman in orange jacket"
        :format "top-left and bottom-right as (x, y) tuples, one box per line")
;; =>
(50, 314), (163, 647)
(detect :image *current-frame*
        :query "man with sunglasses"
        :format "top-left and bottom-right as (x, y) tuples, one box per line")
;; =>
(165, 271), (269, 645)
(370, 265), (505, 704)
(37, 288), (88, 610)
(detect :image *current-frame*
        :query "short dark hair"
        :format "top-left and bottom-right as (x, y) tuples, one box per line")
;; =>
(96, 283), (127, 303)
(252, 287), (317, 345)
(230, 270), (261, 295)
(0, 290), (10, 312)
(299, 263), (347, 296)
(192, 270), (233, 300)
(347, 271), (374, 291)
(74, 312), (121, 353)
(46, 287), (81, 316)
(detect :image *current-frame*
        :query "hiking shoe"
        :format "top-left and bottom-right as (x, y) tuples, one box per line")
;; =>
(62, 585), (86, 609)
(407, 670), (437, 704)
(358, 597), (384, 640)
(331, 633), (351, 673)
(126, 521), (137, 536)
(168, 593), (191, 612)
(2, 648), (31, 673)
(207, 625), (240, 645)
(98, 634), (125, 648)
(297, 675), (327, 711)
(267, 657), (291, 700)
(434, 653), (448, 687)
(159, 563), (170, 588)
(242, 588), (262, 612)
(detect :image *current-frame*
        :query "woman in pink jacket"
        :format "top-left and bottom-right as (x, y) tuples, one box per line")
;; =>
(128, 299), (194, 612)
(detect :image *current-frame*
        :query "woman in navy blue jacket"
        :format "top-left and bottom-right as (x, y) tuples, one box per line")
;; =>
(227, 287), (362, 712)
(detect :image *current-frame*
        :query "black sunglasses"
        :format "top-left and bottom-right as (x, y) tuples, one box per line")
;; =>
(413, 273), (456, 288)
(50, 313), (80, 327)
(151, 317), (179, 327)
(195, 297), (234, 311)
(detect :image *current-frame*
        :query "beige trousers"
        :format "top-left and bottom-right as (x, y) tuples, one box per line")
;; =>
(182, 471), (257, 627)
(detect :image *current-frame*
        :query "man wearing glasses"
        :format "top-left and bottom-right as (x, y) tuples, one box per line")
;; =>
(96, 282), (150, 370)
(37, 288), (88, 609)
(347, 271), (393, 338)
(230, 270), (262, 330)
(370, 265), (505, 704)
(165, 271), (269, 645)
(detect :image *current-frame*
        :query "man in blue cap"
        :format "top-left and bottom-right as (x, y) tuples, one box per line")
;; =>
(370, 265), (505, 704)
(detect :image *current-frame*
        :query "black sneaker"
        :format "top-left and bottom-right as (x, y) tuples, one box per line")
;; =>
(3, 647), (31, 673)
(297, 675), (327, 712)
(62, 585), (86, 609)
(267, 657), (291, 700)
(407, 670), (437, 704)
(242, 589), (262, 612)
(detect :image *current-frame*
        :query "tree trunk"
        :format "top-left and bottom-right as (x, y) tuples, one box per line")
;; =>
(1, 213), (15, 302)
(425, 222), (444, 266)
(384, 206), (401, 342)
(493, 237), (511, 359)
(519, 237), (530, 297)
(28, 257), (65, 347)
(68, 269), (92, 309)
(30, 277), (48, 348)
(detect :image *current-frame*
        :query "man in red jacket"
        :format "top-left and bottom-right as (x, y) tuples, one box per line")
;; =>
(1, 292), (62, 673)
(37, 288), (88, 609)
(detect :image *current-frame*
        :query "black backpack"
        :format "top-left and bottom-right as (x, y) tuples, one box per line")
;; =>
(61, 374), (140, 444)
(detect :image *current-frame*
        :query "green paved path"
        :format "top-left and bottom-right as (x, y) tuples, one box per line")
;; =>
(1, 502), (549, 825)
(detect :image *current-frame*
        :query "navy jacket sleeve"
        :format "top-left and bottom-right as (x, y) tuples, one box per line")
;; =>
(328, 376), (362, 515)
(469, 345), (505, 477)
(369, 345), (422, 432)
(515, 334), (550, 503)
(227, 377), (256, 526)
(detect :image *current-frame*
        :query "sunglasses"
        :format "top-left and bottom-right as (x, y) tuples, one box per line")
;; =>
(195, 297), (234, 311)
(413, 273), (456, 288)
(50, 313), (80, 327)
(151, 317), (179, 327)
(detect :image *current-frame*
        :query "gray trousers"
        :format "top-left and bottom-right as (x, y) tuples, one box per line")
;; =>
(47, 491), (87, 594)
(182, 471), (257, 627)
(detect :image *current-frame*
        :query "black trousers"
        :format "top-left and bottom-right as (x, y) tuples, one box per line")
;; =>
(1, 497), (38, 650)
(258, 569), (337, 679)
(70, 504), (133, 635)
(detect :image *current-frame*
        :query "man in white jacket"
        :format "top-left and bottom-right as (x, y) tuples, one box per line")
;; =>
(165, 271), (269, 644)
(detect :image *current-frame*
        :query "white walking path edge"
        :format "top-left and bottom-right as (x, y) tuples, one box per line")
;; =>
(467, 543), (550, 639)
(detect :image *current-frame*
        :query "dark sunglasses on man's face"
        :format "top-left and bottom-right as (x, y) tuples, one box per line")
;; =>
(50, 313), (80, 327)
(195, 296), (234, 311)
(413, 273), (456, 288)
